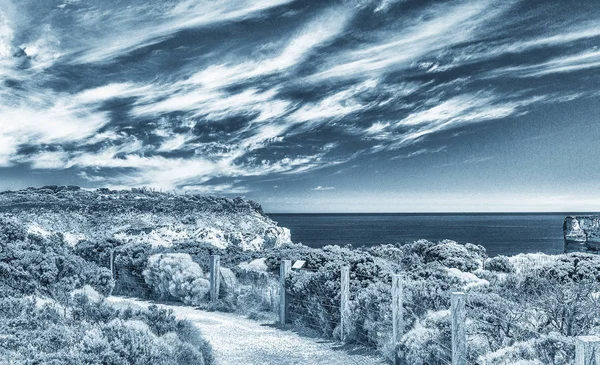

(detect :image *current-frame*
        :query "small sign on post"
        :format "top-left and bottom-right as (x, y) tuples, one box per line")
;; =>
(279, 260), (292, 325)
(340, 266), (350, 342)
(292, 260), (306, 269)
(576, 336), (600, 365)
(210, 255), (221, 303)
(392, 274), (404, 365)
(451, 292), (467, 365)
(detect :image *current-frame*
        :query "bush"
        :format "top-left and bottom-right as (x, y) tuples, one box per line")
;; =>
(486, 255), (515, 273)
(424, 240), (484, 272)
(143, 253), (211, 305)
(0, 295), (214, 365)
(0, 218), (114, 299)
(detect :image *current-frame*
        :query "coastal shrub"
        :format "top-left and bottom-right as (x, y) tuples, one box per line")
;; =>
(143, 253), (211, 305)
(486, 255), (515, 273)
(113, 241), (154, 297)
(540, 253), (600, 282)
(424, 240), (484, 272)
(0, 295), (214, 365)
(0, 219), (114, 298)
(169, 240), (257, 272)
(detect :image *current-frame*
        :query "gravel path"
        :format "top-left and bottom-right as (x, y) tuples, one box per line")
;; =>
(107, 297), (387, 365)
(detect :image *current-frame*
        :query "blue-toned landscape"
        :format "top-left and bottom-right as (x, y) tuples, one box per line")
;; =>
(271, 213), (594, 256)
(1, 0), (599, 364)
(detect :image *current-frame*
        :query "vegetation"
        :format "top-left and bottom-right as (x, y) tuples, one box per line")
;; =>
(0, 217), (214, 364)
(2, 186), (598, 364)
(0, 186), (263, 215)
(143, 253), (211, 305)
(99, 235), (600, 364)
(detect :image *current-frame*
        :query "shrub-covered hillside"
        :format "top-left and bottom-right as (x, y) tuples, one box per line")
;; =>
(123, 239), (600, 365)
(0, 186), (291, 250)
(0, 217), (214, 364)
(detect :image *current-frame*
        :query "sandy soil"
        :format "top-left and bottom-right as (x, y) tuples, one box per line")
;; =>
(107, 296), (387, 365)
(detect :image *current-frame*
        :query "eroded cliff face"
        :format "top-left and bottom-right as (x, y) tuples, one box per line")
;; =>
(0, 186), (292, 251)
(564, 216), (600, 253)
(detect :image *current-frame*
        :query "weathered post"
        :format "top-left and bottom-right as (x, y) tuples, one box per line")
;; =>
(279, 260), (292, 325)
(576, 336), (600, 365)
(392, 274), (404, 365)
(109, 249), (116, 296)
(451, 292), (467, 365)
(210, 255), (221, 303)
(340, 266), (350, 342)
(109, 249), (115, 280)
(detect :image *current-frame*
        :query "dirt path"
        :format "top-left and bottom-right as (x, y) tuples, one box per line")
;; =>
(107, 297), (387, 365)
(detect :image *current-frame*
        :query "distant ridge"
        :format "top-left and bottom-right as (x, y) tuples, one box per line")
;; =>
(0, 186), (292, 251)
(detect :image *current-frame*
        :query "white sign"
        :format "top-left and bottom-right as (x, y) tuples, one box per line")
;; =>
(292, 260), (306, 269)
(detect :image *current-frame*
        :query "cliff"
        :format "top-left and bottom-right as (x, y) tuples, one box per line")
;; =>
(0, 186), (291, 250)
(563, 215), (600, 253)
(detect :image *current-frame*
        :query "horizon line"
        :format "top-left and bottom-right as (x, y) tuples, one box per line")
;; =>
(266, 211), (599, 215)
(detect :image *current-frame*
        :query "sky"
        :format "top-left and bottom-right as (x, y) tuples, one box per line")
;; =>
(0, 0), (599, 213)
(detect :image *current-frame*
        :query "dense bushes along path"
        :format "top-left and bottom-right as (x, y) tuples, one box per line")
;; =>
(107, 297), (386, 365)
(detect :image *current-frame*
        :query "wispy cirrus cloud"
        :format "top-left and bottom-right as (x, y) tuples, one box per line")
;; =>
(312, 186), (335, 191)
(0, 0), (598, 197)
(68, 0), (296, 65)
(312, 0), (509, 81)
(488, 49), (600, 78)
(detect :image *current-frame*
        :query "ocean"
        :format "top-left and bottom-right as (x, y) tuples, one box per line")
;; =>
(267, 213), (595, 257)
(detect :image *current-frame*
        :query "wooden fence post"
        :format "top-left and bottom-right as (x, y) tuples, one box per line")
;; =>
(279, 260), (292, 325)
(109, 249), (115, 296)
(392, 274), (404, 365)
(109, 249), (115, 280)
(451, 292), (467, 365)
(210, 255), (221, 303)
(340, 266), (350, 341)
(576, 336), (600, 365)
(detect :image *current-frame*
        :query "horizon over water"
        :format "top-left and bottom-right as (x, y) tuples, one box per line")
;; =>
(268, 212), (599, 257)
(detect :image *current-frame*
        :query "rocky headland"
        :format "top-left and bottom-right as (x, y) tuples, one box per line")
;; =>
(0, 186), (291, 250)
(563, 215), (600, 252)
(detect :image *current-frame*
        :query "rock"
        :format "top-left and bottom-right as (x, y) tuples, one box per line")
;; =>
(564, 216), (600, 253)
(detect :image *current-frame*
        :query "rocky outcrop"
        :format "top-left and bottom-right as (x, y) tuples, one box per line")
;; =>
(564, 216), (600, 253)
(0, 186), (292, 251)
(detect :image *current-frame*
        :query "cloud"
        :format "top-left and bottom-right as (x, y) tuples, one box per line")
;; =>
(131, 5), (353, 121)
(312, 186), (335, 191)
(366, 93), (530, 150)
(489, 49), (600, 78)
(288, 79), (380, 124)
(0, 8), (14, 59)
(312, 0), (506, 81)
(69, 0), (296, 65)
(0, 91), (111, 166)
(391, 146), (447, 160)
(503, 22), (600, 53)
(0, 0), (597, 197)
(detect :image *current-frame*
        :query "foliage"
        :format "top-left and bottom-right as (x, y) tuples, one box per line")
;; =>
(0, 218), (113, 299)
(230, 241), (598, 364)
(486, 255), (515, 273)
(0, 295), (214, 365)
(423, 240), (485, 272)
(0, 186), (263, 216)
(143, 253), (211, 305)
(0, 216), (214, 365)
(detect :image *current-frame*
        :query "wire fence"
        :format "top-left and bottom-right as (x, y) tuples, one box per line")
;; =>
(104, 250), (598, 365)
(275, 261), (596, 365)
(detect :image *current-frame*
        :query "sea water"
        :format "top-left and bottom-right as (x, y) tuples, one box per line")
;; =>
(268, 213), (593, 257)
